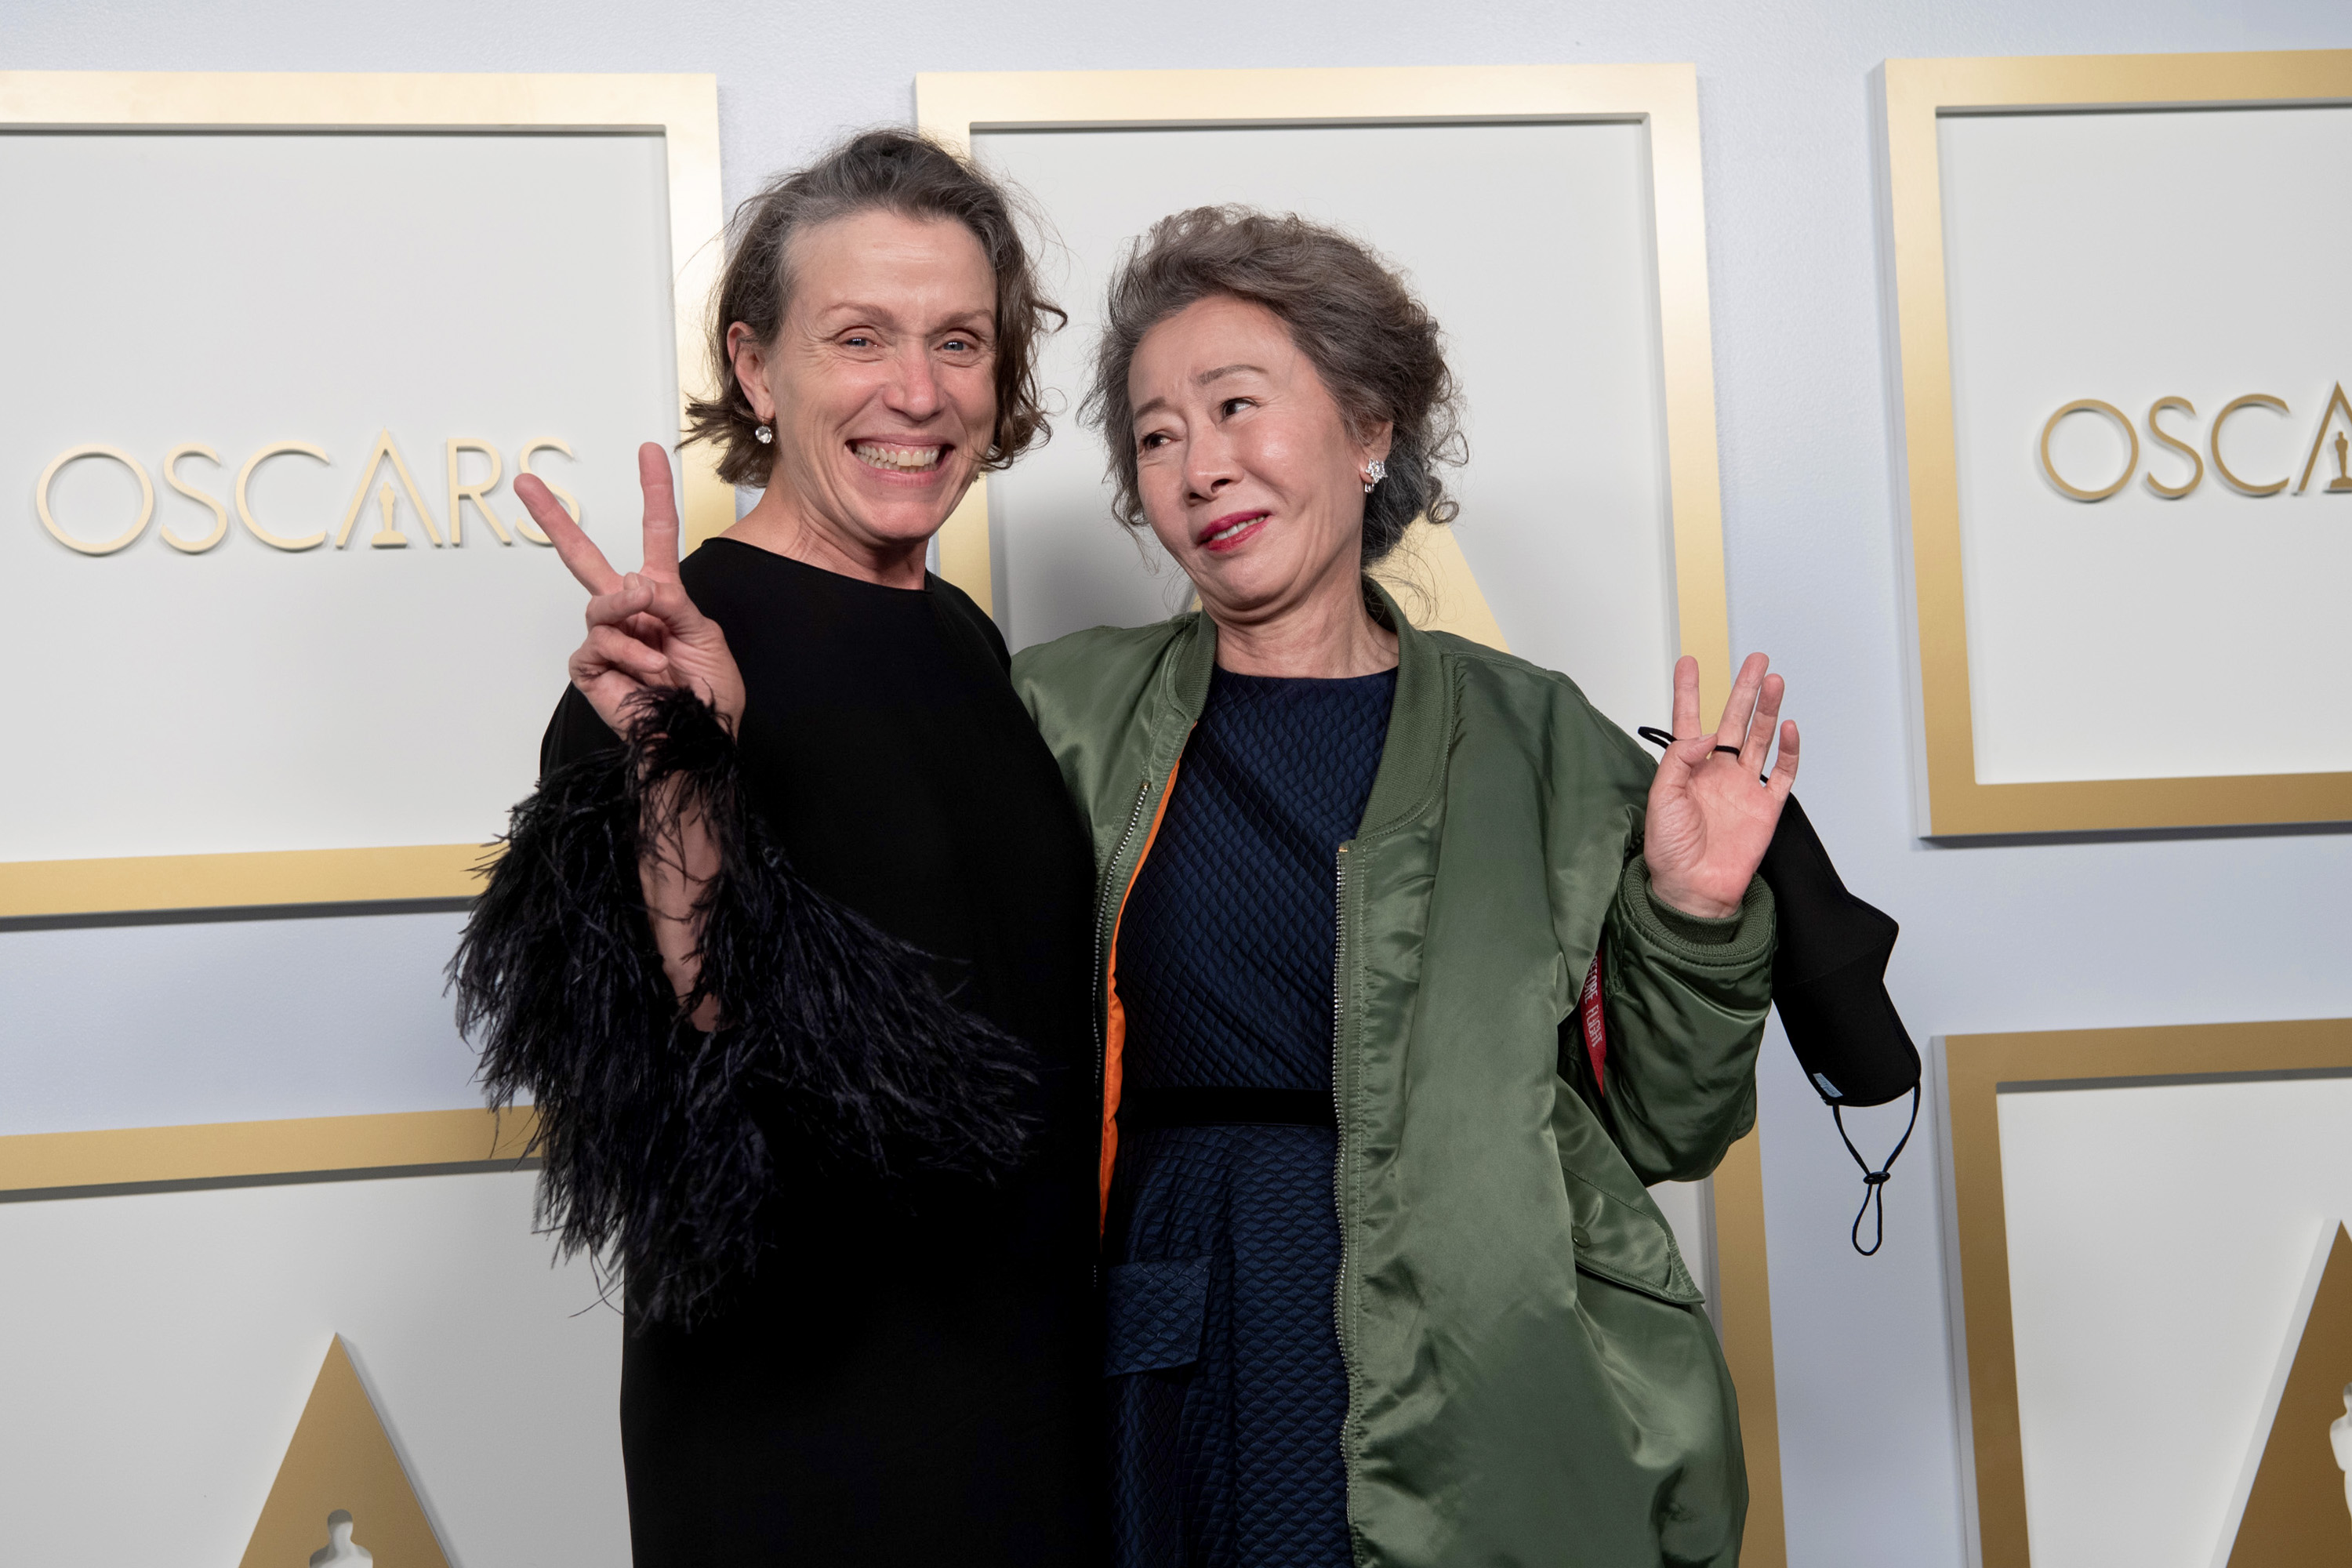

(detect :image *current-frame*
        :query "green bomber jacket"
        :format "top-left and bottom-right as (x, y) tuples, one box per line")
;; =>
(1011, 587), (1776, 1568)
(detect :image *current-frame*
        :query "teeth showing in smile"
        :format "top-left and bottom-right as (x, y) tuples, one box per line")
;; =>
(1206, 515), (1260, 544)
(852, 441), (943, 471)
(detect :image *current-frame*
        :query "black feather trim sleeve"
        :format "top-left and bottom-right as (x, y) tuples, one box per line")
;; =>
(451, 686), (1037, 1327)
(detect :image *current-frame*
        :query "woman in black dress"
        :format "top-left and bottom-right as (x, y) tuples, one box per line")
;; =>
(453, 130), (1103, 1565)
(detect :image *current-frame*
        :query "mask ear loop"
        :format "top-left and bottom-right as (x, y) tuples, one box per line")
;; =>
(1833, 1085), (1919, 1256)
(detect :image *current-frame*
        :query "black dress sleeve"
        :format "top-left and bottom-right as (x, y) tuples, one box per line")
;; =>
(539, 684), (622, 777)
(454, 687), (1043, 1327)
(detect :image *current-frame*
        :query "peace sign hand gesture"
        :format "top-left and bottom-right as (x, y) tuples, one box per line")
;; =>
(1642, 653), (1799, 920)
(521, 442), (746, 736)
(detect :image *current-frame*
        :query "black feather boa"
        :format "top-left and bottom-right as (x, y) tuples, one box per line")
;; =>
(450, 687), (1037, 1328)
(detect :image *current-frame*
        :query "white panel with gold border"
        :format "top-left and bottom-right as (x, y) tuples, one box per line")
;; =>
(0, 73), (726, 917)
(1936, 1018), (2352, 1568)
(1878, 51), (2352, 835)
(0, 1110), (624, 1565)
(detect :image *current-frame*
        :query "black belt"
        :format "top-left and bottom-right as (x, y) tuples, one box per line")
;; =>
(1118, 1087), (1335, 1128)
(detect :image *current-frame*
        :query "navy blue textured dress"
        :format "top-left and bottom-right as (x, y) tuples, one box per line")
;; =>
(1105, 665), (1398, 1568)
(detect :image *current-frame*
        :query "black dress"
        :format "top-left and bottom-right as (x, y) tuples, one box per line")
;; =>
(540, 539), (1105, 1566)
(1103, 666), (1397, 1567)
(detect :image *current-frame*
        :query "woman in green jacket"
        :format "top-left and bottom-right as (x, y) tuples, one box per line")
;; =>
(1012, 207), (1797, 1568)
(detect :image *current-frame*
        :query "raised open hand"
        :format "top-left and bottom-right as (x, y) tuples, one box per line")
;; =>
(1642, 653), (1798, 920)
(521, 442), (745, 735)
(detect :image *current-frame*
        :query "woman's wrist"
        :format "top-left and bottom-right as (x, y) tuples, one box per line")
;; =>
(1644, 875), (1742, 923)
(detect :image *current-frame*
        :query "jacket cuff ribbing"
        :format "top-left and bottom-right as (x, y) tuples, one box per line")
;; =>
(1646, 887), (1742, 946)
(1616, 857), (1775, 968)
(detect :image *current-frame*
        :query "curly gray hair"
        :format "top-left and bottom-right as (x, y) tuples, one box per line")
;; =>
(1083, 205), (1465, 565)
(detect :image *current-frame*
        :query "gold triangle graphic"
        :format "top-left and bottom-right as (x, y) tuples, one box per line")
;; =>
(240, 1335), (452, 1568)
(1369, 517), (1511, 654)
(2226, 1222), (2352, 1565)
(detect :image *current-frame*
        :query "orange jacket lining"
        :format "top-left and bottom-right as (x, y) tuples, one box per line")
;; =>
(1098, 753), (1182, 1232)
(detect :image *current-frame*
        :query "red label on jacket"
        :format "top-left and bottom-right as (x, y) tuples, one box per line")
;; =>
(1579, 946), (1607, 1094)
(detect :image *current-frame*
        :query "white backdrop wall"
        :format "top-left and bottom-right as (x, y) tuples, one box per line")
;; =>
(4, 3), (2348, 1565)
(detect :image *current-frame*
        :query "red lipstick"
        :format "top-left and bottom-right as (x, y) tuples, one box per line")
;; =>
(1196, 510), (1269, 554)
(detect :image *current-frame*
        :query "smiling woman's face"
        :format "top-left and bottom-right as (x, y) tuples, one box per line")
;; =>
(1128, 295), (1390, 631)
(732, 207), (998, 562)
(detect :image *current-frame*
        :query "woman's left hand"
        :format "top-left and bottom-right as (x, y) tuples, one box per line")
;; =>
(1642, 653), (1798, 920)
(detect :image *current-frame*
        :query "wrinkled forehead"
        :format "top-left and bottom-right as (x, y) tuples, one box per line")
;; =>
(781, 206), (998, 327)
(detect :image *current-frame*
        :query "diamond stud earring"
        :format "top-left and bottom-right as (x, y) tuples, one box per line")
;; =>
(1363, 458), (1387, 492)
(755, 424), (774, 445)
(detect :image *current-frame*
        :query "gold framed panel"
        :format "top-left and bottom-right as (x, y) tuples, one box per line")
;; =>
(1880, 49), (2352, 836)
(0, 1107), (539, 1198)
(0, 1105), (583, 1561)
(0, 71), (725, 918)
(1940, 1017), (2352, 1567)
(916, 66), (1784, 1564)
(913, 65), (1733, 698)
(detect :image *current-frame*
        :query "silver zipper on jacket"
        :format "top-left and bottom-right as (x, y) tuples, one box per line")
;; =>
(1093, 777), (1156, 1086)
(1330, 840), (1362, 1553)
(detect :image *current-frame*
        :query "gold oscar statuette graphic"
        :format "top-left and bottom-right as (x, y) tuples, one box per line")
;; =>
(370, 484), (405, 550)
(2226, 1223), (2352, 1565)
(2296, 383), (2352, 495)
(239, 1336), (452, 1568)
(336, 430), (445, 550)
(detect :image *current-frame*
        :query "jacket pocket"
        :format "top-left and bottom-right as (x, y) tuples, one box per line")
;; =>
(1103, 1255), (1211, 1377)
(1552, 1077), (1705, 1307)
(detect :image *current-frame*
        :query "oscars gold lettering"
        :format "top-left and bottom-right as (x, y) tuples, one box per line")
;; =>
(514, 437), (579, 546)
(445, 439), (514, 546)
(2210, 394), (2291, 496)
(2142, 397), (2204, 499)
(160, 443), (231, 553)
(237, 441), (331, 550)
(2292, 382), (2352, 495)
(36, 436), (573, 552)
(35, 445), (154, 556)
(2038, 399), (2137, 501)
(2032, 390), (2352, 503)
(336, 430), (445, 549)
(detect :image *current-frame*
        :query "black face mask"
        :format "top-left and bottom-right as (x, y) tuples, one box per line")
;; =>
(1757, 793), (1919, 1255)
(1639, 731), (1920, 1255)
